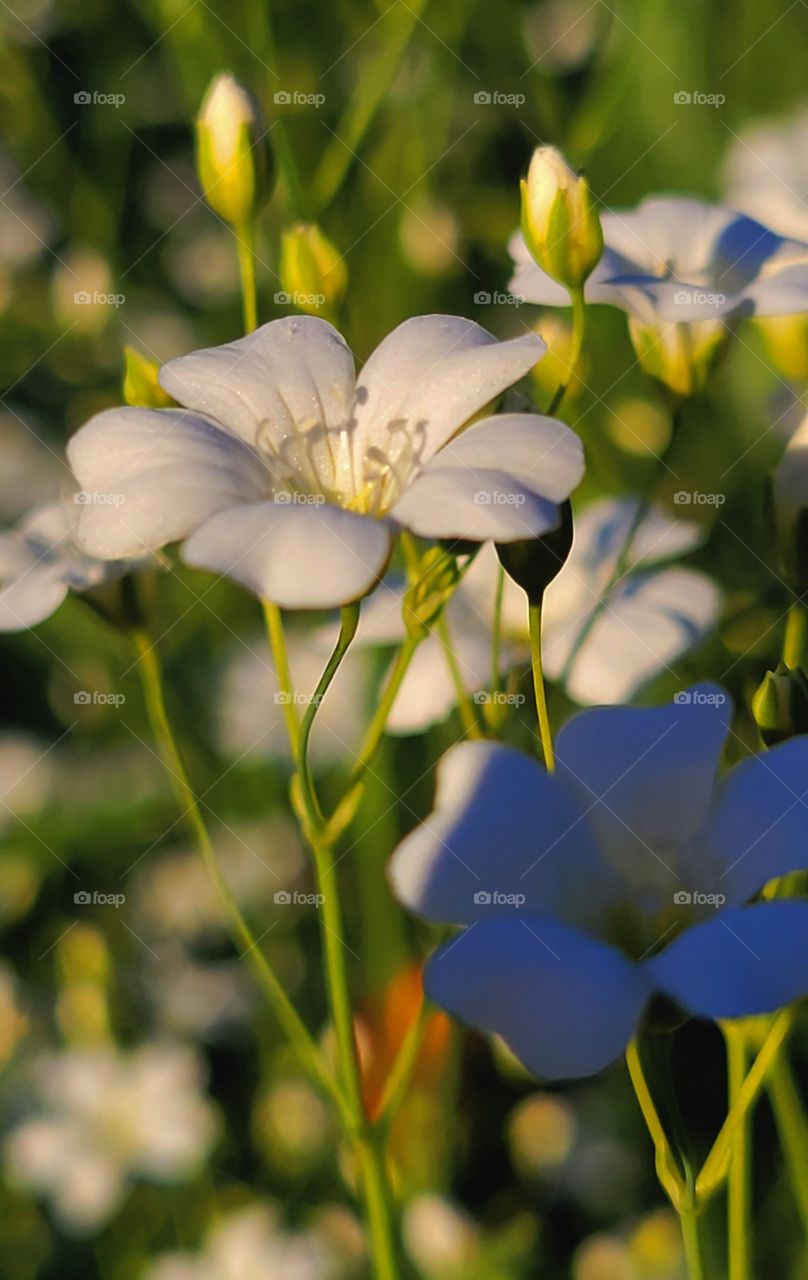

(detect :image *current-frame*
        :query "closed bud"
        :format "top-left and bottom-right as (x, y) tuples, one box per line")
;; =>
(752, 663), (808, 745)
(122, 346), (174, 408)
(496, 501), (573, 604)
(280, 223), (347, 317)
(403, 547), (460, 638)
(520, 147), (603, 292)
(196, 72), (272, 227)
(627, 317), (729, 400)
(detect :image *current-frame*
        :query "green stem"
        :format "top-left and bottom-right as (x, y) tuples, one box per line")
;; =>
(680, 1208), (706, 1280)
(296, 603), (361, 832)
(697, 1011), (793, 1200)
(262, 600), (300, 755)
(768, 1056), (808, 1234)
(436, 612), (484, 739)
(490, 564), (505, 699)
(375, 997), (431, 1124)
(725, 1028), (751, 1280)
(131, 630), (347, 1119)
(547, 285), (586, 417)
(783, 600), (808, 670)
(528, 600), (554, 771)
(235, 220), (258, 333)
(625, 1038), (686, 1209)
(345, 634), (420, 789)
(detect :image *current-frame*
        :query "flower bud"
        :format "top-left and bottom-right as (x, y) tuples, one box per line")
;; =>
(752, 663), (808, 745)
(628, 317), (729, 399)
(520, 147), (603, 291)
(496, 500), (574, 604)
(122, 347), (174, 408)
(196, 72), (272, 227)
(279, 223), (348, 317)
(403, 547), (460, 639)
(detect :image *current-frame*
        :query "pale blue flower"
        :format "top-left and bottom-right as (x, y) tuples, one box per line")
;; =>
(390, 686), (808, 1079)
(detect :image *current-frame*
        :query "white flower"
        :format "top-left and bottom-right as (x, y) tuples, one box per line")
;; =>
(66, 315), (584, 610)
(391, 687), (808, 1079)
(144, 1202), (363, 1280)
(723, 104), (808, 242)
(352, 498), (720, 732)
(217, 631), (372, 764)
(4, 1043), (218, 1233)
(510, 196), (808, 393)
(0, 499), (137, 632)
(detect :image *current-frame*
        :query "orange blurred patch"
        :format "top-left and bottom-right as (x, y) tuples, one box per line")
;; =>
(356, 965), (451, 1121)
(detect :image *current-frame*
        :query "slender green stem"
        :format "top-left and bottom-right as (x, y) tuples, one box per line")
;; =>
(262, 600), (300, 755)
(296, 603), (361, 832)
(131, 630), (347, 1119)
(725, 1029), (751, 1280)
(547, 285), (586, 416)
(346, 634), (420, 788)
(626, 1038), (686, 1208)
(235, 220), (258, 333)
(698, 1011), (793, 1199)
(680, 1208), (706, 1280)
(375, 996), (431, 1124)
(783, 600), (808, 670)
(528, 600), (555, 771)
(436, 612), (484, 739)
(768, 1056), (808, 1234)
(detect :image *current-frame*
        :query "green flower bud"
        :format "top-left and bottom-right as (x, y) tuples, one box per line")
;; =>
(496, 501), (574, 604)
(196, 72), (272, 227)
(122, 346), (174, 408)
(403, 547), (460, 638)
(279, 223), (348, 317)
(627, 317), (730, 400)
(520, 147), (603, 292)
(752, 663), (808, 745)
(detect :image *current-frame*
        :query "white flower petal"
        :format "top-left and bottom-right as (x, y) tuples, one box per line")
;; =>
(426, 413), (584, 504)
(352, 315), (544, 464)
(426, 916), (651, 1080)
(159, 317), (356, 449)
(391, 468), (560, 541)
(647, 901), (808, 1019)
(0, 565), (69, 632)
(182, 501), (391, 609)
(67, 407), (267, 559)
(560, 568), (721, 705)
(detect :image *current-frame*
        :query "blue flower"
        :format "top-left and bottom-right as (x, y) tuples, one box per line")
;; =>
(390, 686), (808, 1079)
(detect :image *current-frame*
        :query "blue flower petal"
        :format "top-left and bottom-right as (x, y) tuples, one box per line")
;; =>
(647, 901), (808, 1019)
(426, 916), (651, 1080)
(554, 684), (731, 892)
(389, 741), (618, 931)
(705, 738), (808, 903)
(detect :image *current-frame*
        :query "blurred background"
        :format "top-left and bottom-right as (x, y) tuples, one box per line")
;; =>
(2, 0), (808, 1276)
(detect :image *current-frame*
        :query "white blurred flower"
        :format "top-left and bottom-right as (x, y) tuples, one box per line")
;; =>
(0, 498), (139, 632)
(4, 1043), (218, 1233)
(217, 631), (372, 765)
(0, 412), (61, 520)
(402, 1195), (480, 1277)
(144, 1202), (363, 1280)
(353, 498), (720, 731)
(723, 104), (808, 242)
(0, 731), (53, 829)
(65, 316), (586, 610)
